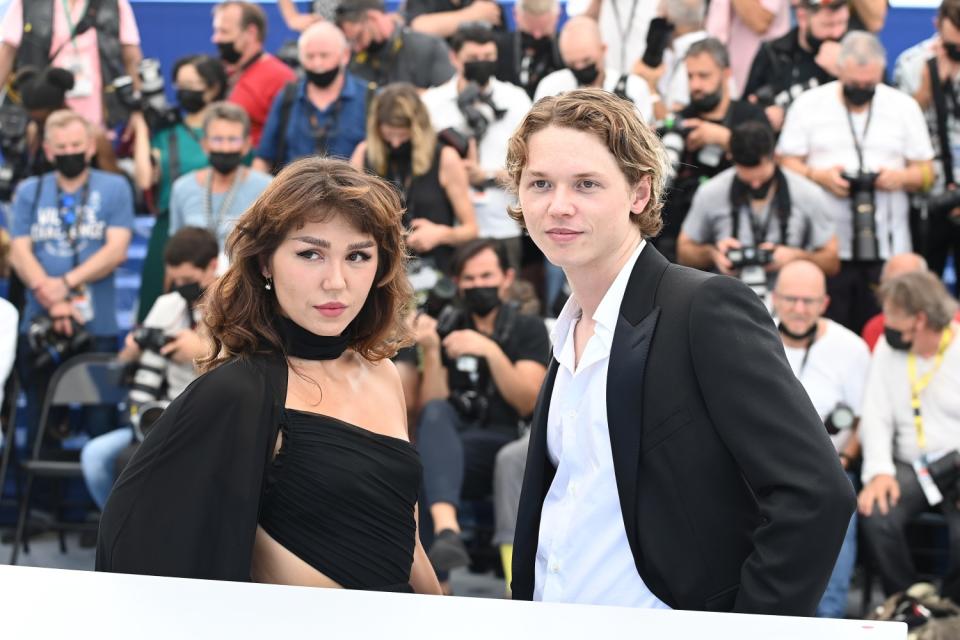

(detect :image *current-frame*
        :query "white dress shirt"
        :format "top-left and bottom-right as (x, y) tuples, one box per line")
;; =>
(535, 239), (670, 608)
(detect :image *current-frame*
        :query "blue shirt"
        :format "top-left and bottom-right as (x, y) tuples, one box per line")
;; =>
(11, 170), (135, 336)
(256, 74), (368, 165)
(169, 168), (272, 250)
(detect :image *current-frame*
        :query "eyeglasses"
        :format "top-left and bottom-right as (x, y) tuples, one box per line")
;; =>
(205, 136), (245, 146)
(774, 294), (825, 307)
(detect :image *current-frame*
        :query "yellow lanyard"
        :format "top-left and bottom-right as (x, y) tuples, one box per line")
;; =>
(908, 327), (954, 450)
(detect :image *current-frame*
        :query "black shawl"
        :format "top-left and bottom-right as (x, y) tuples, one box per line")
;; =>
(96, 353), (288, 580)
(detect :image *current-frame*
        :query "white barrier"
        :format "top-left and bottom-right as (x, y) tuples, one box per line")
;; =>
(0, 565), (906, 639)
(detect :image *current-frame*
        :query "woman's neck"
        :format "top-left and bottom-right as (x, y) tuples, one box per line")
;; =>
(183, 111), (205, 128)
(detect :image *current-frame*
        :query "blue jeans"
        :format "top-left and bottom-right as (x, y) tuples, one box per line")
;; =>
(80, 427), (133, 509)
(817, 472), (858, 618)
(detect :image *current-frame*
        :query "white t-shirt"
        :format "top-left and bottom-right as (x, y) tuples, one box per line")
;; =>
(533, 68), (653, 124)
(776, 81), (934, 261)
(567, 0), (658, 73)
(782, 319), (871, 452)
(859, 325), (960, 484)
(421, 77), (531, 239)
(142, 291), (201, 399)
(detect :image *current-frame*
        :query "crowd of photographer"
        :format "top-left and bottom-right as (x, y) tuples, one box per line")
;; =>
(0, 0), (958, 620)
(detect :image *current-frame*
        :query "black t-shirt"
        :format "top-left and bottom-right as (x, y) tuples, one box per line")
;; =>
(742, 27), (836, 106)
(445, 305), (550, 430)
(493, 31), (563, 100)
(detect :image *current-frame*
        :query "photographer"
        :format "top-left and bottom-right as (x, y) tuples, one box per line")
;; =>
(421, 22), (532, 268)
(0, 0), (143, 128)
(8, 109), (134, 443)
(534, 16), (654, 122)
(858, 270), (960, 603)
(132, 54), (226, 323)
(493, 0), (563, 100)
(655, 37), (767, 262)
(742, 0), (849, 131)
(772, 260), (871, 618)
(678, 120), (838, 296)
(411, 239), (549, 579)
(894, 0), (960, 284)
(779, 32), (934, 333)
(80, 227), (218, 510)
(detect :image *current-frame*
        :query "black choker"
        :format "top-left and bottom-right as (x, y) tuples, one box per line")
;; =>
(778, 320), (817, 342)
(276, 315), (350, 361)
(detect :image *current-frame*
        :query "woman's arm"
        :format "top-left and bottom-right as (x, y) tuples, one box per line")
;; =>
(349, 141), (367, 171)
(436, 145), (477, 245)
(409, 503), (443, 595)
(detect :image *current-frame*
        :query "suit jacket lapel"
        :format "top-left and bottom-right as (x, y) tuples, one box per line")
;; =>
(606, 244), (670, 562)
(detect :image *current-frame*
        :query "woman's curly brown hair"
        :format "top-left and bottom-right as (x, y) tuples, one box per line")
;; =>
(199, 157), (413, 371)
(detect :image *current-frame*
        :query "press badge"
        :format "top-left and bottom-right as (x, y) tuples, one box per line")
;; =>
(60, 53), (93, 98)
(914, 456), (944, 507)
(72, 287), (94, 324)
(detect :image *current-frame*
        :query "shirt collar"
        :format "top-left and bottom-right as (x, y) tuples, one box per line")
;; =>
(550, 239), (646, 359)
(672, 30), (707, 53)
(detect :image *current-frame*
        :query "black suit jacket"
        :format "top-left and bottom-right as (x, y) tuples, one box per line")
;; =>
(512, 245), (856, 616)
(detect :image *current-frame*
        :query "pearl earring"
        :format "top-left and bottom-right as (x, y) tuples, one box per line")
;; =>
(265, 277), (273, 291)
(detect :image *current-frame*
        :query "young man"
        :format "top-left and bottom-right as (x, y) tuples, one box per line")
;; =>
(505, 88), (854, 614)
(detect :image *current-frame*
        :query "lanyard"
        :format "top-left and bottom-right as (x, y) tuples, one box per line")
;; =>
(60, 0), (89, 54)
(56, 177), (91, 267)
(797, 331), (817, 379)
(308, 95), (345, 155)
(845, 104), (873, 173)
(610, 0), (641, 69)
(203, 168), (242, 237)
(908, 327), (954, 450)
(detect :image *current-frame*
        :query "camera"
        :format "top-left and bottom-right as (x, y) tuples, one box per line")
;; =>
(27, 315), (93, 370)
(456, 81), (506, 143)
(726, 245), (773, 269)
(928, 450), (960, 500)
(131, 399), (170, 442)
(0, 101), (29, 201)
(128, 327), (174, 405)
(842, 171), (880, 262)
(824, 403), (855, 436)
(926, 188), (960, 226)
(657, 116), (689, 179)
(642, 17), (674, 68)
(110, 58), (179, 132)
(449, 388), (489, 424)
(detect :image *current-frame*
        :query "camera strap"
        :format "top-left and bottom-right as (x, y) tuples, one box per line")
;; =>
(55, 177), (91, 269)
(928, 57), (956, 187)
(610, 0), (641, 68)
(730, 168), (790, 244)
(308, 93), (345, 156)
(846, 103), (873, 175)
(908, 326), (954, 450)
(203, 168), (241, 237)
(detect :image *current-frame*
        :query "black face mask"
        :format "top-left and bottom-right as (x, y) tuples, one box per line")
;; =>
(521, 32), (552, 54)
(571, 63), (600, 87)
(389, 140), (412, 159)
(172, 281), (204, 305)
(55, 152), (88, 179)
(945, 42), (960, 62)
(843, 84), (875, 107)
(689, 87), (722, 114)
(737, 174), (776, 200)
(884, 326), (913, 351)
(217, 41), (243, 65)
(177, 89), (206, 114)
(463, 286), (502, 317)
(209, 151), (243, 175)
(778, 320), (818, 341)
(306, 66), (340, 89)
(464, 60), (497, 87)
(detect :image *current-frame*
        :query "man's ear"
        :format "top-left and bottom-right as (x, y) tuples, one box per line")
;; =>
(629, 176), (652, 215)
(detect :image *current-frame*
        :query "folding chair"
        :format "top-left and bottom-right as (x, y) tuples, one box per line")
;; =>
(9, 353), (128, 564)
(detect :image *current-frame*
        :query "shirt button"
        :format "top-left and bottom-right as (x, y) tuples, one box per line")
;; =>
(567, 409), (577, 420)
(550, 560), (560, 574)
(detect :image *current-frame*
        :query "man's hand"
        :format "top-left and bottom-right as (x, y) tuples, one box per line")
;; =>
(814, 40), (842, 76)
(933, 37), (960, 83)
(466, 0), (502, 26)
(442, 329), (495, 360)
(411, 313), (441, 351)
(159, 329), (207, 365)
(633, 60), (665, 90)
(711, 237), (741, 275)
(811, 165), (850, 198)
(761, 242), (804, 271)
(682, 118), (730, 151)
(49, 300), (83, 337)
(858, 473), (901, 517)
(875, 167), (906, 192)
(765, 105), (785, 131)
(34, 275), (70, 309)
(408, 219), (446, 253)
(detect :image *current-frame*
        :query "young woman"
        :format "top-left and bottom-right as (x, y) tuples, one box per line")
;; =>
(350, 82), (476, 275)
(97, 157), (441, 595)
(133, 54), (228, 323)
